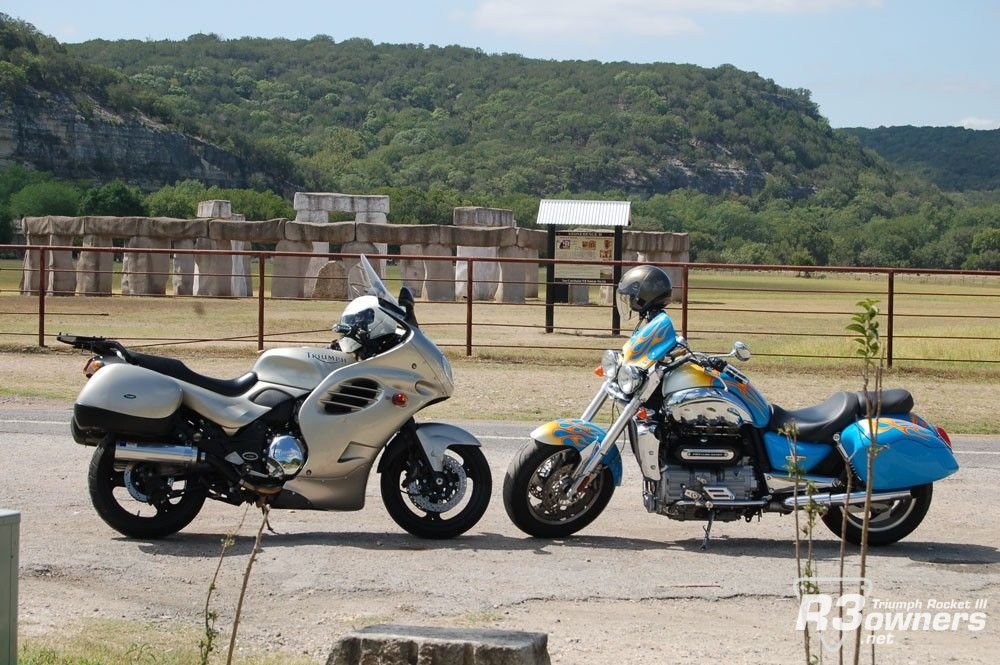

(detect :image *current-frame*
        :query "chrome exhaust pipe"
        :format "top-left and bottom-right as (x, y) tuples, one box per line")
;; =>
(783, 489), (913, 509)
(115, 441), (201, 466)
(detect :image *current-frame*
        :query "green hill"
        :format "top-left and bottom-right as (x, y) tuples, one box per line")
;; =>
(843, 126), (1000, 192)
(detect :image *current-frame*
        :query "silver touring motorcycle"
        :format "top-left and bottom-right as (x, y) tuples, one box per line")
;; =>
(59, 257), (491, 540)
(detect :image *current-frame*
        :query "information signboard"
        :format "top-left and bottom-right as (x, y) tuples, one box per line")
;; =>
(554, 230), (615, 284)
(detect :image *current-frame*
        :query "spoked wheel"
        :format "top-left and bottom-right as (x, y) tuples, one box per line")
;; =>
(503, 441), (615, 538)
(822, 484), (933, 546)
(88, 442), (206, 539)
(380, 445), (492, 539)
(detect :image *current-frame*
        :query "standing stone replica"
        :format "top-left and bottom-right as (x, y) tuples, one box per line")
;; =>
(454, 207), (511, 301)
(290, 193), (391, 298)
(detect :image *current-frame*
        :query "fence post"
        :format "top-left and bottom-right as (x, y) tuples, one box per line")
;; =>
(38, 247), (47, 348)
(887, 271), (895, 368)
(681, 265), (690, 340)
(257, 254), (266, 351)
(1, 509), (19, 665)
(466, 257), (473, 356)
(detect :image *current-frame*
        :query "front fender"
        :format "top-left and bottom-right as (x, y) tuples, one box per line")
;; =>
(531, 418), (624, 485)
(378, 422), (482, 474)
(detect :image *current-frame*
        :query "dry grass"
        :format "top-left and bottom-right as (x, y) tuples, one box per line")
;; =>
(2, 262), (997, 432)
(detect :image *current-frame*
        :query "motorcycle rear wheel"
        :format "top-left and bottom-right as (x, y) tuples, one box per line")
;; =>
(88, 442), (207, 539)
(821, 484), (932, 546)
(503, 441), (615, 538)
(380, 444), (492, 539)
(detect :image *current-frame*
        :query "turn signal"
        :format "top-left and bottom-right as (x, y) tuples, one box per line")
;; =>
(84, 358), (104, 378)
(391, 392), (408, 407)
(594, 366), (604, 377)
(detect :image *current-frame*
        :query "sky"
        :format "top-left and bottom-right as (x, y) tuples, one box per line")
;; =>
(4, 0), (998, 129)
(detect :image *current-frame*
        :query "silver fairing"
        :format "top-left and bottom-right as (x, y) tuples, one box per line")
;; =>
(285, 324), (453, 509)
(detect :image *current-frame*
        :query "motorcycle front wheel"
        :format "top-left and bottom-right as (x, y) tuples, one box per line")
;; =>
(821, 484), (933, 546)
(503, 441), (615, 538)
(88, 442), (207, 539)
(380, 444), (492, 539)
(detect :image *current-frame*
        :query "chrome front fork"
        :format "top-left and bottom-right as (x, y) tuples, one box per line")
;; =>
(569, 392), (643, 495)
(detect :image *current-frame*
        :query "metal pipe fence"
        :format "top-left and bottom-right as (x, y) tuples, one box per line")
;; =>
(1, 244), (998, 367)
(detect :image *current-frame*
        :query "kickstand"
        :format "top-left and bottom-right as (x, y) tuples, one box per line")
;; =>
(700, 510), (716, 551)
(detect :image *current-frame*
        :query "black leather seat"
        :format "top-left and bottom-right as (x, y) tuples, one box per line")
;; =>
(854, 389), (914, 415)
(769, 389), (916, 444)
(129, 352), (257, 397)
(768, 391), (858, 444)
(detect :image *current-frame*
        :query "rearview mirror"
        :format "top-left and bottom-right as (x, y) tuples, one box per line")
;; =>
(732, 341), (751, 362)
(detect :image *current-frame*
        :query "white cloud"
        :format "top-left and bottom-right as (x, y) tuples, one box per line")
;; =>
(470, 0), (881, 37)
(959, 116), (1000, 130)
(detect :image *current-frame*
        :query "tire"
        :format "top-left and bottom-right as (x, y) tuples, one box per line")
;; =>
(380, 444), (492, 539)
(88, 442), (206, 539)
(822, 484), (933, 546)
(503, 441), (615, 538)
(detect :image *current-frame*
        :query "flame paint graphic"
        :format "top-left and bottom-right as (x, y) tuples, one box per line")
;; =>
(623, 314), (675, 366)
(547, 419), (604, 448)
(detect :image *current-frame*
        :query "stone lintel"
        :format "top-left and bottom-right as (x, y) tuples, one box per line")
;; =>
(284, 221), (356, 243)
(208, 219), (285, 242)
(453, 206), (514, 227)
(293, 192), (390, 214)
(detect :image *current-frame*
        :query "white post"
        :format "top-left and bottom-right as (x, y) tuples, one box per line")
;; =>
(1, 509), (19, 665)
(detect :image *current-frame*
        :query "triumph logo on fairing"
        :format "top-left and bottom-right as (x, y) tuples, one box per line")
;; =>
(308, 352), (348, 364)
(795, 577), (989, 651)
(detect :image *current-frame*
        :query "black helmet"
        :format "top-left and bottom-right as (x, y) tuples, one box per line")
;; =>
(616, 265), (672, 320)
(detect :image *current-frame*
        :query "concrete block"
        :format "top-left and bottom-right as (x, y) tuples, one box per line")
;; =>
(284, 221), (356, 243)
(81, 216), (140, 238)
(19, 233), (50, 295)
(312, 260), (348, 300)
(121, 237), (170, 296)
(271, 240), (312, 298)
(445, 226), (516, 247)
(354, 221), (398, 244)
(193, 238), (232, 297)
(208, 219), (284, 243)
(496, 246), (527, 304)
(516, 228), (547, 251)
(386, 224), (440, 246)
(137, 217), (207, 239)
(422, 245), (455, 302)
(453, 206), (514, 227)
(399, 244), (425, 298)
(456, 247), (500, 300)
(171, 239), (195, 296)
(77, 236), (114, 296)
(25, 216), (84, 236)
(231, 241), (253, 297)
(569, 283), (590, 304)
(295, 209), (329, 223)
(294, 192), (389, 214)
(48, 234), (77, 296)
(327, 624), (550, 665)
(339, 242), (381, 282)
(305, 242), (331, 298)
(197, 200), (232, 218)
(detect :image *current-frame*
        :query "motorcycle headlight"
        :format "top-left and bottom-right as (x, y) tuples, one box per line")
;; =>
(601, 349), (620, 379)
(616, 364), (645, 395)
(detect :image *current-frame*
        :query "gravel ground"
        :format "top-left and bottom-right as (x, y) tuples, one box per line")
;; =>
(3, 404), (998, 664)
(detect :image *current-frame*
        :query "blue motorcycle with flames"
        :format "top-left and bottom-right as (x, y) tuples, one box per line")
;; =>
(502, 265), (959, 547)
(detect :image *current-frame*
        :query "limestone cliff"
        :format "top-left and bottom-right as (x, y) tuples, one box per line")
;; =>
(0, 88), (286, 192)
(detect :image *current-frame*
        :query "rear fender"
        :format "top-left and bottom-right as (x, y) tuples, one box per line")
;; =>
(531, 418), (624, 485)
(839, 414), (959, 491)
(377, 422), (482, 474)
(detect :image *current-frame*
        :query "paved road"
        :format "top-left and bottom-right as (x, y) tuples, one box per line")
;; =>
(2, 410), (998, 664)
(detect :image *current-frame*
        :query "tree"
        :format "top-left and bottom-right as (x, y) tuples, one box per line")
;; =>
(78, 180), (147, 216)
(8, 181), (81, 217)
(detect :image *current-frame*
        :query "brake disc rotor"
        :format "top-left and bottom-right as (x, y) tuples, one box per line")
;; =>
(123, 463), (174, 503)
(407, 456), (467, 513)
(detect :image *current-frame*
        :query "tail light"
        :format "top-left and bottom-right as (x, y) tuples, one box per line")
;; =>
(936, 426), (953, 450)
(84, 358), (104, 378)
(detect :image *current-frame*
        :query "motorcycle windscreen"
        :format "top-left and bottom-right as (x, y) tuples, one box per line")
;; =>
(622, 312), (677, 369)
(839, 416), (959, 491)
